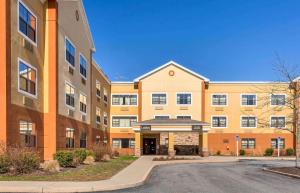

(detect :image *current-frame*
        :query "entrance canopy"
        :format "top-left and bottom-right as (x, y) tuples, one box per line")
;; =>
(133, 118), (210, 132)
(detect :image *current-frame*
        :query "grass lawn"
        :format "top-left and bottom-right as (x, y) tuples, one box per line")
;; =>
(0, 156), (137, 181)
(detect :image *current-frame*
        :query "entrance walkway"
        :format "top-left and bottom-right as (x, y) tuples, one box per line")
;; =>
(0, 156), (295, 193)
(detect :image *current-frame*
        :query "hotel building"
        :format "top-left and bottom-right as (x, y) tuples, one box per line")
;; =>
(1, 0), (299, 160)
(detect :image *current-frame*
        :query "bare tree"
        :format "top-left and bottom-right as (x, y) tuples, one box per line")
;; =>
(244, 55), (299, 166)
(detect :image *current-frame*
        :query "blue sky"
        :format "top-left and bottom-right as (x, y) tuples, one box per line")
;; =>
(84, 0), (300, 81)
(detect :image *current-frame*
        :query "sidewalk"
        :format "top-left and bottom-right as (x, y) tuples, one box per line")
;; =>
(0, 156), (294, 193)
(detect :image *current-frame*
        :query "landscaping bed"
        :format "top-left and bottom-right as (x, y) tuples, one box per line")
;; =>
(268, 167), (300, 177)
(153, 156), (197, 161)
(0, 156), (137, 181)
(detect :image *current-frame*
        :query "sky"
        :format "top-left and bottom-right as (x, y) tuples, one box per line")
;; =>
(83, 0), (300, 81)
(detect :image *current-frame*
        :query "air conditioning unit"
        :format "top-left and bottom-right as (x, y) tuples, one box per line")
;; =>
(81, 114), (86, 122)
(22, 38), (33, 52)
(68, 109), (74, 117)
(68, 66), (74, 75)
(23, 96), (33, 107)
(81, 78), (86, 85)
(96, 123), (101, 129)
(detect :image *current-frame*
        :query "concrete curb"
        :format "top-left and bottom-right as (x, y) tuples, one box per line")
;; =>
(263, 168), (300, 179)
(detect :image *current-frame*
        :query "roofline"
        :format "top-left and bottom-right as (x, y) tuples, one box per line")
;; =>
(133, 60), (210, 82)
(111, 81), (134, 84)
(209, 81), (289, 84)
(92, 59), (111, 84)
(135, 122), (210, 126)
(294, 77), (300, 82)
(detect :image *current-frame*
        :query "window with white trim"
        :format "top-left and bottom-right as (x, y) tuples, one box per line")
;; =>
(112, 116), (137, 127)
(19, 120), (36, 147)
(65, 38), (75, 66)
(177, 93), (191, 105)
(112, 138), (135, 148)
(96, 107), (101, 124)
(271, 94), (285, 106)
(241, 138), (255, 149)
(65, 83), (75, 107)
(154, 115), (170, 120)
(104, 112), (108, 126)
(271, 117), (285, 128)
(79, 54), (87, 78)
(80, 131), (87, 148)
(104, 89), (108, 103)
(241, 116), (256, 128)
(241, 94), (256, 106)
(152, 93), (166, 105)
(212, 94), (227, 106)
(19, 60), (37, 97)
(212, 116), (227, 128)
(271, 138), (285, 149)
(96, 80), (101, 98)
(79, 93), (87, 113)
(177, 115), (192, 120)
(112, 95), (137, 105)
(19, 1), (37, 43)
(66, 128), (75, 148)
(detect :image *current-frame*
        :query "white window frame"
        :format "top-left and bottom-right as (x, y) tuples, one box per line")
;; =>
(79, 92), (87, 115)
(104, 112), (108, 126)
(103, 88), (108, 104)
(65, 36), (76, 69)
(240, 116), (257, 128)
(176, 115), (192, 119)
(211, 93), (228, 107)
(151, 92), (167, 106)
(111, 115), (138, 128)
(18, 0), (38, 46)
(241, 93), (257, 107)
(111, 93), (138, 106)
(64, 81), (76, 110)
(18, 57), (38, 99)
(79, 53), (87, 80)
(96, 80), (101, 98)
(154, 115), (170, 119)
(270, 94), (286, 107)
(211, 115), (228, 129)
(270, 116), (286, 129)
(176, 92), (192, 106)
(96, 107), (101, 124)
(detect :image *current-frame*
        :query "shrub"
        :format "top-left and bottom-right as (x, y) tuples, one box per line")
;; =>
(265, 148), (274, 156)
(113, 150), (120, 157)
(286, 148), (294, 156)
(74, 149), (87, 164)
(239, 149), (246, 156)
(54, 150), (74, 167)
(41, 160), (60, 172)
(92, 143), (113, 161)
(0, 154), (10, 174)
(216, 150), (221, 155)
(86, 150), (96, 159)
(7, 148), (40, 174)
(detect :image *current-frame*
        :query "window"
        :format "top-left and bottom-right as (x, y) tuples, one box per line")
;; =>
(212, 116), (227, 128)
(271, 94), (285, 106)
(66, 128), (74, 148)
(152, 93), (167, 105)
(96, 80), (101, 98)
(65, 38), (75, 67)
(79, 54), (87, 78)
(80, 131), (87, 148)
(241, 94), (256, 106)
(112, 139), (135, 148)
(65, 83), (75, 108)
(154, 115), (170, 120)
(96, 107), (101, 124)
(271, 116), (286, 128)
(104, 112), (108, 126)
(112, 116), (137, 127)
(79, 93), (87, 114)
(177, 93), (191, 105)
(19, 1), (37, 43)
(241, 138), (256, 149)
(212, 94), (227, 106)
(241, 116), (256, 128)
(104, 89), (108, 103)
(177, 116), (192, 120)
(271, 138), (285, 149)
(19, 59), (37, 97)
(19, 121), (36, 147)
(112, 95), (137, 106)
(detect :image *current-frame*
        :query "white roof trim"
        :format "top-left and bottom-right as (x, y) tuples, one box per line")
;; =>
(210, 81), (288, 84)
(92, 59), (110, 84)
(133, 60), (210, 82)
(111, 81), (134, 84)
(293, 77), (300, 82)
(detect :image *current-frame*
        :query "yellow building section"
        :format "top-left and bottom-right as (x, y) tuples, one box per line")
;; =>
(205, 82), (293, 134)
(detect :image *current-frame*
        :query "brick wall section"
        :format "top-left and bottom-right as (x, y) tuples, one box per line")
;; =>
(174, 132), (199, 145)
